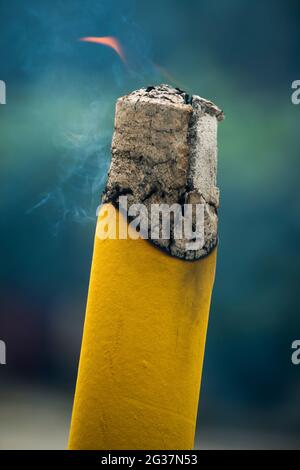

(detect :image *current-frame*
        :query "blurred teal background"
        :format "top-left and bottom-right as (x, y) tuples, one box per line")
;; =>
(0, 0), (300, 449)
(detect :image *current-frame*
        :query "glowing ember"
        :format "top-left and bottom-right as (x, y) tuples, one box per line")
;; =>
(79, 36), (126, 63)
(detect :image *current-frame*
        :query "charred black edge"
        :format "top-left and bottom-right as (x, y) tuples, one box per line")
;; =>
(146, 229), (219, 262)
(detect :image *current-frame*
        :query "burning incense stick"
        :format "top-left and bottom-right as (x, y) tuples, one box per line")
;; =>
(68, 85), (224, 450)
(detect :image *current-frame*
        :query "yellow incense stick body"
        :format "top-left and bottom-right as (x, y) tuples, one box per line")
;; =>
(68, 206), (217, 450)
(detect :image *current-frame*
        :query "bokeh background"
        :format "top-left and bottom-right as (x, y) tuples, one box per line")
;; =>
(0, 0), (300, 449)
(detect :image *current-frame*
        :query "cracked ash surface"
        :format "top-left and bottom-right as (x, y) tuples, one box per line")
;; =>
(102, 84), (224, 260)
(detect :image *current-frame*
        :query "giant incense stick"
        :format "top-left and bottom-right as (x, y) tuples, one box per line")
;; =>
(68, 85), (224, 450)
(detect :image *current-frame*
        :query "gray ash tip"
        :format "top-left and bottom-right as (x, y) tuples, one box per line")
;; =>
(129, 84), (188, 105)
(129, 84), (224, 121)
(102, 84), (224, 261)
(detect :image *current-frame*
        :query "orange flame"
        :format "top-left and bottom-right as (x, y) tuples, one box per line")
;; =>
(79, 36), (126, 63)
